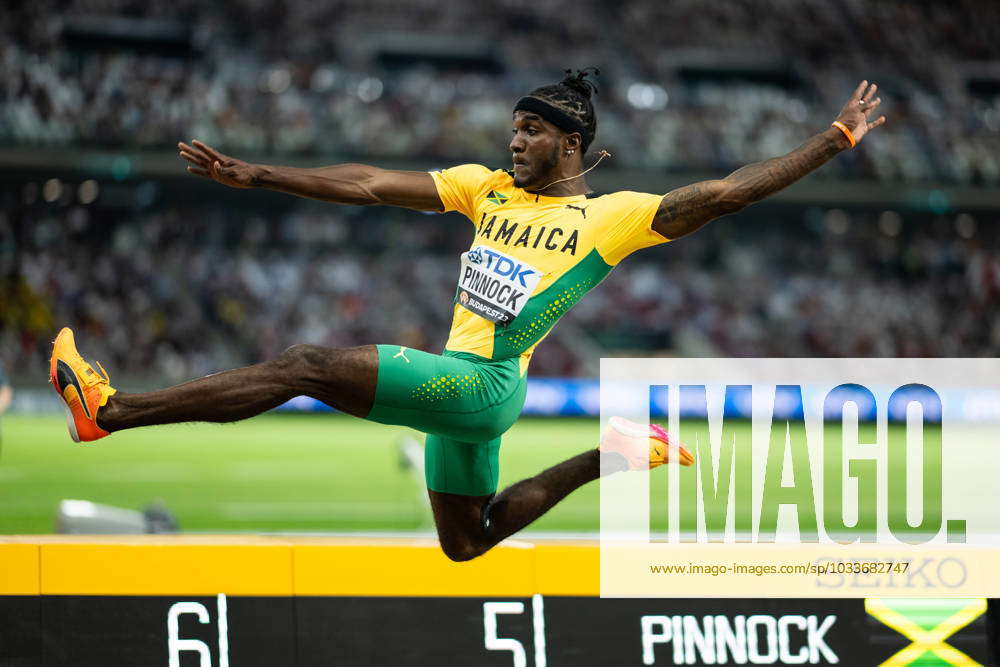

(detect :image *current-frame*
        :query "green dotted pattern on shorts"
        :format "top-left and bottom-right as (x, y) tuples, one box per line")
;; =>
(493, 248), (613, 360)
(411, 372), (485, 404)
(367, 345), (527, 496)
(368, 345), (525, 444)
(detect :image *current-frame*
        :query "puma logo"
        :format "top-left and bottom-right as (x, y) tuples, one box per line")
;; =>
(393, 347), (411, 363)
(565, 204), (588, 219)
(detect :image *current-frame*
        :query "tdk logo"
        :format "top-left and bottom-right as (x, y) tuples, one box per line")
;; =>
(472, 247), (537, 287)
(456, 245), (542, 324)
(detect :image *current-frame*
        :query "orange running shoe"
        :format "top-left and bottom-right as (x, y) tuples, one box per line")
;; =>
(600, 416), (695, 471)
(49, 327), (117, 442)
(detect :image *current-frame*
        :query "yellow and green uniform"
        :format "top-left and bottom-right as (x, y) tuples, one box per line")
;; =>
(366, 164), (668, 496)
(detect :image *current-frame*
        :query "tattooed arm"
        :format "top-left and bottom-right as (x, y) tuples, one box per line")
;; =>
(652, 80), (885, 240)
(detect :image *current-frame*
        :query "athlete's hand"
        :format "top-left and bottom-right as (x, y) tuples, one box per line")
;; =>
(178, 140), (261, 188)
(832, 80), (886, 145)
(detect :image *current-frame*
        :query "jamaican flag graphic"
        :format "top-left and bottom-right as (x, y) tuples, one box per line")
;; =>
(485, 190), (509, 206)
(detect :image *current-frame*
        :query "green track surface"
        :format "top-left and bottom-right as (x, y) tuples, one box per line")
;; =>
(0, 414), (603, 534)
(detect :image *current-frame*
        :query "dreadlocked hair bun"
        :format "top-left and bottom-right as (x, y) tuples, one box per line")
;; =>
(560, 67), (599, 100)
(524, 66), (600, 152)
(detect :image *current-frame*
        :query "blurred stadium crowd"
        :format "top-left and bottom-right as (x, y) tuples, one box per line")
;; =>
(2, 0), (999, 383)
(2, 0), (999, 184)
(3, 195), (997, 380)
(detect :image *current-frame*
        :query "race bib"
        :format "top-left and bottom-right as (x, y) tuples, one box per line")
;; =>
(454, 245), (542, 326)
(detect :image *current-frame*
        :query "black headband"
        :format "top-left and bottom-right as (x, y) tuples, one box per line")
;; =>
(513, 96), (594, 152)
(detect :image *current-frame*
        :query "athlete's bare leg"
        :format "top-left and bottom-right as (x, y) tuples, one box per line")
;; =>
(96, 338), (601, 558)
(430, 450), (599, 562)
(97, 344), (378, 431)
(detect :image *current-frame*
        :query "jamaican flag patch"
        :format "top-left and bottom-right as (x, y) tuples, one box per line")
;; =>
(485, 190), (509, 206)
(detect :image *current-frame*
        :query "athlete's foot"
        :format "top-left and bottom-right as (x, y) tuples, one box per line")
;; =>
(599, 416), (695, 471)
(49, 327), (117, 442)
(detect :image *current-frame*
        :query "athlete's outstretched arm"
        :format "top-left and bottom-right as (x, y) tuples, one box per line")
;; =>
(652, 79), (886, 240)
(178, 140), (444, 211)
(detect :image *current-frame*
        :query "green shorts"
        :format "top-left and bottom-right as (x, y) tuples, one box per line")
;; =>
(365, 345), (528, 496)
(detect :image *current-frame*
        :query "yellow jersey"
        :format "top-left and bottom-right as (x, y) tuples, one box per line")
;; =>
(430, 164), (669, 374)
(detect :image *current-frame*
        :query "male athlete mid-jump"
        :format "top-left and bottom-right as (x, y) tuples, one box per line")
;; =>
(51, 71), (884, 560)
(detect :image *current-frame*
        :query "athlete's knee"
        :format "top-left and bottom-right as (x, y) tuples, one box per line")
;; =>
(438, 536), (488, 563)
(278, 343), (322, 368)
(438, 507), (497, 562)
(275, 344), (341, 383)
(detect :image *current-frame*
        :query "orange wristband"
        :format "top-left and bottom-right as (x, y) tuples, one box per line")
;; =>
(831, 121), (856, 148)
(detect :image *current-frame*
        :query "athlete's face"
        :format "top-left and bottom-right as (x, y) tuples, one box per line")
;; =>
(510, 111), (572, 189)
